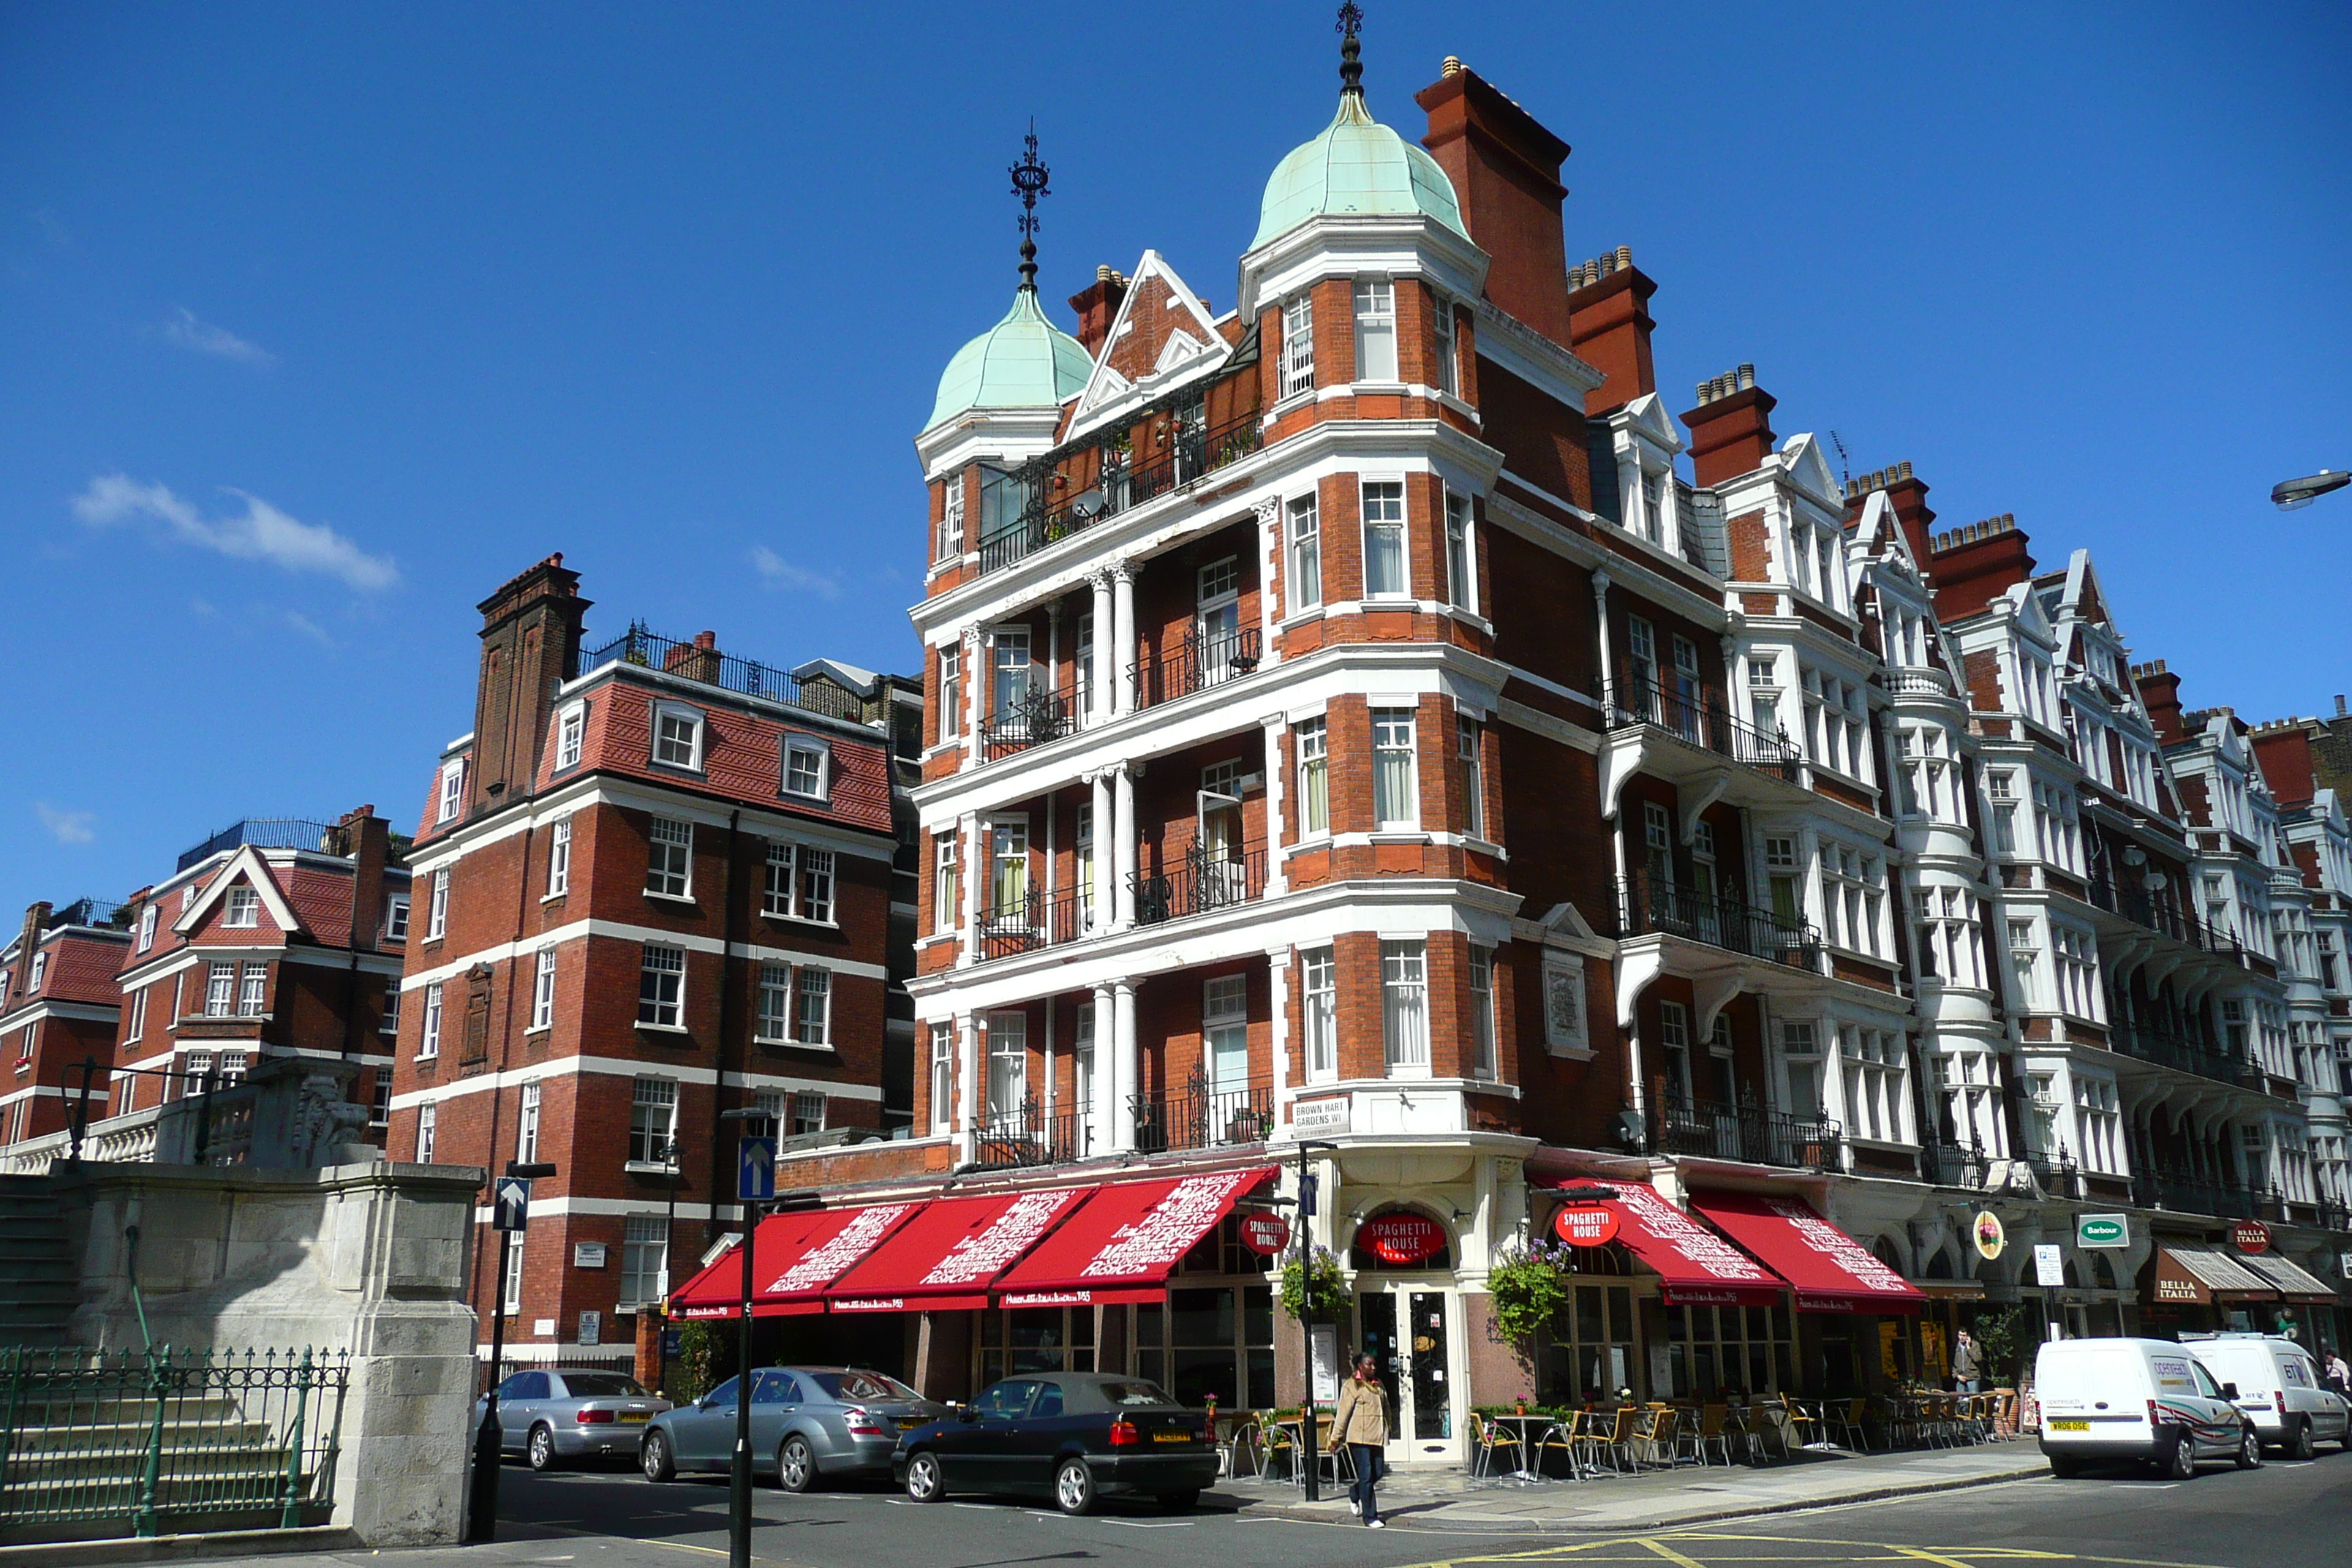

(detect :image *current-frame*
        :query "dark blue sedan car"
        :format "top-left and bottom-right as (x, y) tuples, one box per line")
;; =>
(892, 1373), (1217, 1515)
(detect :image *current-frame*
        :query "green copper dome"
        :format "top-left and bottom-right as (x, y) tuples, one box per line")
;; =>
(927, 287), (1093, 431)
(1251, 91), (1467, 252)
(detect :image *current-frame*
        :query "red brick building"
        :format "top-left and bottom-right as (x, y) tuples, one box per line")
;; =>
(0, 900), (131, 1148)
(387, 556), (915, 1368)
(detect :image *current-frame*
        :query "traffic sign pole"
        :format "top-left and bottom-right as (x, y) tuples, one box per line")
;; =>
(467, 1164), (554, 1544)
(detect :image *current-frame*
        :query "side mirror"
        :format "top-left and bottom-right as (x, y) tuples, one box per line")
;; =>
(959, 1404), (979, 1423)
(2220, 1382), (2240, 1401)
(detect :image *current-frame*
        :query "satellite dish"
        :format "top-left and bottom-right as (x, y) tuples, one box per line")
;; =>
(1068, 487), (1106, 519)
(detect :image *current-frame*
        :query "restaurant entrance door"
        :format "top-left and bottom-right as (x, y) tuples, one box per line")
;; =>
(1357, 1287), (1458, 1461)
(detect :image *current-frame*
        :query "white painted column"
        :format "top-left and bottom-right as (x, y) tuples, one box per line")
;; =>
(1267, 948), (1293, 1123)
(1089, 571), (1115, 726)
(1111, 562), (1137, 717)
(1254, 496), (1282, 663)
(956, 1014), (980, 1164)
(1112, 980), (1139, 1153)
(1261, 715), (1288, 897)
(1090, 983), (1116, 1155)
(961, 625), (984, 768)
(1591, 570), (1614, 710)
(1090, 770), (1114, 935)
(957, 812), (982, 967)
(1112, 763), (1137, 929)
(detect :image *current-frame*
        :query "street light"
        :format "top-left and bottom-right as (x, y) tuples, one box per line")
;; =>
(2272, 470), (2349, 510)
(1290, 1138), (1339, 1501)
(717, 1105), (819, 1568)
(655, 1137), (682, 1398)
(466, 1158), (559, 1545)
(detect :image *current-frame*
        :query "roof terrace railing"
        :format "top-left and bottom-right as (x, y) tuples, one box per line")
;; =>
(176, 820), (342, 873)
(579, 622), (867, 721)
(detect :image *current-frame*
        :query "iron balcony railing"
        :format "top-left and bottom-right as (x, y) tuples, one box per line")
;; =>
(1647, 1088), (1843, 1172)
(579, 622), (867, 721)
(2084, 873), (2247, 965)
(48, 898), (130, 932)
(2132, 1176), (2286, 1222)
(976, 407), (1266, 578)
(1131, 626), (1262, 710)
(1924, 1139), (1992, 1189)
(2106, 1019), (2266, 1090)
(980, 677), (1088, 761)
(176, 821), (340, 874)
(1617, 872), (1824, 973)
(1132, 1071), (1275, 1156)
(0, 1346), (348, 1541)
(1132, 843), (1267, 929)
(973, 884), (1092, 961)
(1602, 674), (1801, 783)
(973, 1097), (1093, 1169)
(2019, 1150), (2085, 1199)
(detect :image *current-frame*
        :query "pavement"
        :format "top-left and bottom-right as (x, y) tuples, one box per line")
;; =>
(1232, 1438), (2054, 1531)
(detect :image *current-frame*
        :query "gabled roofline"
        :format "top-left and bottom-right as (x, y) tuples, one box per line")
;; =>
(170, 844), (304, 940)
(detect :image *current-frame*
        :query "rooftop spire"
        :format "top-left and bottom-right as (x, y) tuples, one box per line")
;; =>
(1009, 122), (1050, 293)
(1338, 2), (1365, 100)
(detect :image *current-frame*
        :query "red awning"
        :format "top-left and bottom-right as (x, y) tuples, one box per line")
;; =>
(1543, 1180), (1785, 1306)
(991, 1166), (1277, 1305)
(1686, 1190), (1926, 1314)
(825, 1188), (1090, 1313)
(668, 1201), (921, 1319)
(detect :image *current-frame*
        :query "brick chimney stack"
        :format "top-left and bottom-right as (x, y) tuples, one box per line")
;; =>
(2133, 659), (2185, 744)
(1844, 460), (1937, 566)
(1415, 64), (1575, 347)
(1567, 245), (1657, 416)
(6, 902), (51, 1010)
(1681, 364), (1776, 487)
(1068, 266), (1130, 358)
(336, 804), (391, 953)
(1923, 513), (2036, 623)
(471, 554), (591, 817)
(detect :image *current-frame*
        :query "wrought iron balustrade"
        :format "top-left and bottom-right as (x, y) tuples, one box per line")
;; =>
(1648, 1088), (1842, 1172)
(975, 407), (1266, 577)
(2084, 873), (2247, 965)
(1602, 674), (1800, 782)
(1131, 843), (1267, 928)
(1131, 625), (1262, 709)
(1131, 1071), (1275, 1156)
(973, 1097), (1093, 1169)
(578, 622), (867, 720)
(1924, 1139), (1992, 1188)
(2020, 1150), (2084, 1199)
(1617, 872), (1823, 973)
(980, 678), (1088, 761)
(2107, 1018), (2265, 1090)
(974, 883), (1093, 961)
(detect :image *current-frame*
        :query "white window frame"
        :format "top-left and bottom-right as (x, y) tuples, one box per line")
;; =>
(938, 645), (962, 745)
(417, 1100), (437, 1163)
(937, 472), (965, 562)
(646, 816), (693, 900)
(755, 963), (791, 1043)
(1458, 715), (1485, 840)
(629, 1076), (678, 1166)
(235, 962), (267, 1018)
(427, 868), (449, 941)
(1296, 717), (1329, 837)
(1302, 946), (1338, 1082)
(384, 895), (410, 942)
(1371, 706), (1419, 830)
(437, 760), (466, 824)
(1469, 945), (1497, 1079)
(555, 702), (585, 771)
(1281, 294), (1315, 399)
(638, 944), (685, 1030)
(985, 1010), (1027, 1119)
(1433, 292), (1458, 396)
(1381, 940), (1430, 1075)
(794, 966), (832, 1047)
(1352, 277), (1398, 383)
(928, 1022), (955, 1135)
(933, 833), (960, 935)
(517, 1079), (542, 1164)
(203, 962), (235, 1019)
(224, 885), (260, 928)
(500, 1232), (524, 1314)
(782, 736), (832, 802)
(530, 947), (557, 1032)
(420, 981), (442, 1058)
(621, 1214), (669, 1308)
(137, 905), (157, 953)
(127, 985), (147, 1041)
(547, 818), (571, 897)
(1443, 489), (1475, 614)
(1286, 493), (1322, 611)
(651, 702), (705, 772)
(1360, 480), (1408, 599)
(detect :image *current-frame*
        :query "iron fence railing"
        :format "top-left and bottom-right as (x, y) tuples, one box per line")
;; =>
(1131, 1072), (1275, 1156)
(2084, 873), (2247, 965)
(981, 677), (1088, 761)
(1924, 1139), (1991, 1188)
(2130, 1175), (2285, 1221)
(1617, 872), (1823, 972)
(0, 1346), (348, 1541)
(976, 407), (1265, 578)
(973, 1098), (1093, 1169)
(1602, 674), (1801, 781)
(49, 899), (130, 932)
(2107, 1019), (2266, 1090)
(1131, 626), (1262, 710)
(1647, 1088), (1843, 1172)
(2020, 1150), (2084, 1199)
(973, 884), (1092, 961)
(1132, 843), (1266, 928)
(579, 622), (867, 721)
(176, 821), (340, 874)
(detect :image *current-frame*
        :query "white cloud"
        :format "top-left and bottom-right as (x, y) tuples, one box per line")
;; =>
(163, 306), (274, 366)
(750, 545), (841, 600)
(283, 610), (333, 646)
(72, 474), (399, 592)
(35, 803), (95, 845)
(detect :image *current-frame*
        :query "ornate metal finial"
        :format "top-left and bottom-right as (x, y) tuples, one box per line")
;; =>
(1337, 3), (1366, 99)
(1009, 121), (1050, 293)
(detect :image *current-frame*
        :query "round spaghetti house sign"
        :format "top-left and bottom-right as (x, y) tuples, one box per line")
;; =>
(1356, 1211), (1447, 1265)
(1240, 1213), (1292, 1256)
(1555, 1205), (1621, 1246)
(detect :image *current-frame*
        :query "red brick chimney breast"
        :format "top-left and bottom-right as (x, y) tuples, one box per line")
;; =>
(1681, 364), (1776, 488)
(1415, 65), (1575, 347)
(1567, 245), (1657, 417)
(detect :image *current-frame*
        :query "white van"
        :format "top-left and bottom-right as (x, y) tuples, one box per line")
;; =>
(2036, 1338), (2259, 1478)
(2180, 1333), (2352, 1459)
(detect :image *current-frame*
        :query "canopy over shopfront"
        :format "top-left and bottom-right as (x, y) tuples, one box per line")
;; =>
(1686, 1190), (1926, 1314)
(1541, 1179), (1784, 1306)
(670, 1201), (920, 1319)
(992, 1166), (1277, 1305)
(826, 1188), (1090, 1313)
(2147, 1245), (2278, 1308)
(2231, 1251), (2337, 1305)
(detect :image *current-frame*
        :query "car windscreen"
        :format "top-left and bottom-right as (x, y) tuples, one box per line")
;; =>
(1096, 1380), (1175, 1407)
(810, 1371), (924, 1403)
(561, 1373), (647, 1398)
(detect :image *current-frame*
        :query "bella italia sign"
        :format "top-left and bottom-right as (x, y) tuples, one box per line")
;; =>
(2076, 1213), (2130, 1250)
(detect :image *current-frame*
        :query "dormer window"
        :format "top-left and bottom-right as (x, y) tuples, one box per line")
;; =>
(1352, 279), (1397, 382)
(1281, 295), (1315, 397)
(652, 704), (704, 771)
(224, 886), (260, 928)
(437, 760), (467, 824)
(555, 703), (585, 771)
(137, 906), (157, 953)
(28, 953), (47, 992)
(782, 737), (831, 802)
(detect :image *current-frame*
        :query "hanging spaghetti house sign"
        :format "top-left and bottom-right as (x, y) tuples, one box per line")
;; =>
(1354, 1210), (1447, 1265)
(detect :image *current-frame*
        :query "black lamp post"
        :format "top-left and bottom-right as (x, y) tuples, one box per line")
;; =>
(466, 1158), (558, 1545)
(655, 1137), (682, 1397)
(1292, 1138), (1338, 1501)
(716, 1105), (819, 1568)
(2273, 470), (2349, 510)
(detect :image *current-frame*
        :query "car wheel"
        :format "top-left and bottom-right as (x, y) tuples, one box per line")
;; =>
(641, 1431), (676, 1484)
(904, 1451), (946, 1504)
(777, 1436), (815, 1493)
(528, 1425), (559, 1472)
(1054, 1458), (1097, 1517)
(2166, 1431), (2198, 1479)
(2288, 1418), (2315, 1461)
(1157, 1488), (1199, 1513)
(2046, 1455), (2082, 1480)
(2236, 1425), (2263, 1470)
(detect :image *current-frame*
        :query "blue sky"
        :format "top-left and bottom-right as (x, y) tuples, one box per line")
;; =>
(4, 1), (2348, 905)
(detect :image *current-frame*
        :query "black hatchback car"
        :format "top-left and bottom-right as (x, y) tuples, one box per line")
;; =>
(892, 1373), (1216, 1515)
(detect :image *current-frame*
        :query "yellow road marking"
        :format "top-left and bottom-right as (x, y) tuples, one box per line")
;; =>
(1635, 1539), (1720, 1568)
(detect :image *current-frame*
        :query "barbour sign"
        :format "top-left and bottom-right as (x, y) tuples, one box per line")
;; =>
(2076, 1213), (2129, 1249)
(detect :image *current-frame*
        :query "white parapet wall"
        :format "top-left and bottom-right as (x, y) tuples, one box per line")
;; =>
(48, 1157), (487, 1547)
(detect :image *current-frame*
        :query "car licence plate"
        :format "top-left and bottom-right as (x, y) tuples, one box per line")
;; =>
(619, 1412), (652, 1423)
(1153, 1431), (1190, 1444)
(2048, 1419), (2089, 1431)
(898, 1418), (922, 1430)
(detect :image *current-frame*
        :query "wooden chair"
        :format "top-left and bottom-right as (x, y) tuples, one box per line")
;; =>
(1468, 1411), (1523, 1482)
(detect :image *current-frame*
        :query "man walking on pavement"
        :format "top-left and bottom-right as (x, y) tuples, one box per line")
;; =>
(1952, 1328), (1982, 1395)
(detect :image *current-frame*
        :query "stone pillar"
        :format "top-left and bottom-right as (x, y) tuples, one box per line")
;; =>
(1111, 562), (1137, 717)
(1268, 948), (1294, 1117)
(960, 625), (983, 768)
(956, 1014), (980, 1162)
(1091, 983), (1116, 1156)
(1112, 981), (1139, 1154)
(957, 812), (981, 966)
(1090, 570), (1115, 725)
(1112, 764), (1137, 930)
(1090, 771), (1114, 935)
(1261, 715), (1288, 896)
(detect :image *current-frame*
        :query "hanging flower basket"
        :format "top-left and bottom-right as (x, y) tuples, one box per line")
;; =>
(1279, 1245), (1349, 1321)
(1487, 1239), (1573, 1347)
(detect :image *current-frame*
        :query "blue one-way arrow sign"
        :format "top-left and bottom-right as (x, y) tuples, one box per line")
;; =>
(492, 1177), (532, 1232)
(738, 1137), (777, 1202)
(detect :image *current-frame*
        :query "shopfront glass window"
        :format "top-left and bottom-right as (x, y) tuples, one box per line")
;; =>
(1660, 1300), (1793, 1399)
(976, 1305), (1096, 1387)
(1539, 1276), (1637, 1405)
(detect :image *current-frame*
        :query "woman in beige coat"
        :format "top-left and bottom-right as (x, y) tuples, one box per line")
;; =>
(1327, 1353), (1390, 1526)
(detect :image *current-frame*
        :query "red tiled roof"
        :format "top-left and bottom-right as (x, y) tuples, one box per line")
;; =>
(37, 932), (129, 1008)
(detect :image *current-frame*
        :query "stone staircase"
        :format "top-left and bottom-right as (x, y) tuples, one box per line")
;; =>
(0, 1382), (306, 1542)
(0, 1174), (76, 1347)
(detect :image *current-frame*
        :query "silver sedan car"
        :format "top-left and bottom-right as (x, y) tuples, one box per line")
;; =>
(640, 1366), (950, 1491)
(475, 1370), (672, 1470)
